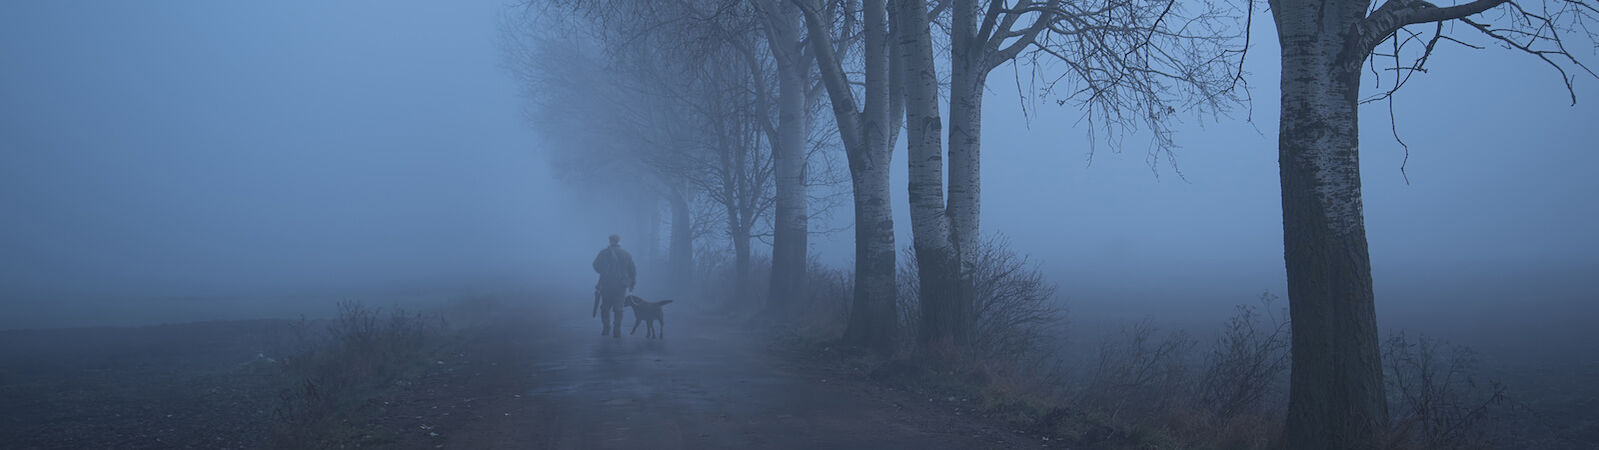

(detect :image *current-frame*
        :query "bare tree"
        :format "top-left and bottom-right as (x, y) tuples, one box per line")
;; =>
(898, 1), (1057, 349)
(522, 0), (847, 305)
(1263, 0), (1596, 447)
(603, 3), (778, 305)
(1025, 0), (1245, 158)
(682, 50), (778, 305)
(798, 0), (906, 353)
(747, 0), (818, 320)
(505, 19), (699, 271)
(899, 0), (1242, 349)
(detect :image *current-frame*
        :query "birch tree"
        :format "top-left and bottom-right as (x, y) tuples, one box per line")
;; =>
(896, 0), (1056, 348)
(1263, 0), (1596, 447)
(799, 0), (906, 353)
(896, 0), (961, 349)
(901, 0), (1243, 348)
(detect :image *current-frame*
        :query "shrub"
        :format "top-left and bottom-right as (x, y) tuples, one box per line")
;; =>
(688, 241), (772, 312)
(1195, 292), (1291, 421)
(896, 234), (1064, 359)
(1065, 293), (1292, 449)
(1383, 332), (1508, 450)
(1079, 319), (1197, 426)
(788, 257), (853, 339)
(271, 301), (441, 447)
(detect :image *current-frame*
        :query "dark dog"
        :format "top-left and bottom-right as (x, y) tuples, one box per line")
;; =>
(624, 295), (673, 339)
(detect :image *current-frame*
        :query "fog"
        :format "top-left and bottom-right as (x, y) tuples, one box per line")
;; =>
(1, 1), (593, 327)
(6, 1), (1599, 448)
(3, 0), (1596, 349)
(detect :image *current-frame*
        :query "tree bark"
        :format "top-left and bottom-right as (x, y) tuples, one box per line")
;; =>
(668, 188), (694, 298)
(896, 0), (962, 348)
(733, 224), (752, 306)
(843, 152), (897, 353)
(636, 196), (660, 264)
(763, 0), (812, 317)
(941, 0), (987, 346)
(803, 0), (900, 353)
(1272, 0), (1389, 447)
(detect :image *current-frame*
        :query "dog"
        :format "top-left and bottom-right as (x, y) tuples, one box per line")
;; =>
(623, 295), (673, 339)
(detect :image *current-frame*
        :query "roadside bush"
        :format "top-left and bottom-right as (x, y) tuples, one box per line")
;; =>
(1079, 319), (1197, 427)
(689, 242), (772, 313)
(788, 257), (853, 339)
(896, 234), (1064, 360)
(1183, 292), (1292, 448)
(1195, 292), (1291, 421)
(1061, 295), (1514, 450)
(1061, 293), (1291, 449)
(272, 301), (442, 447)
(1383, 332), (1508, 450)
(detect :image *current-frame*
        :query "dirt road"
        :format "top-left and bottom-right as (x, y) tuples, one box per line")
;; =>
(386, 304), (1040, 449)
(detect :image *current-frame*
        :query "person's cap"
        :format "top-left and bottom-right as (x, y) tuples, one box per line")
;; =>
(609, 234), (621, 244)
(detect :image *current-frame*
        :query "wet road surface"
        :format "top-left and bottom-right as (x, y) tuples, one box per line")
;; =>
(415, 305), (1035, 449)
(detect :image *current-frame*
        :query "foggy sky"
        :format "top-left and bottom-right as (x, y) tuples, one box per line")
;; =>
(3, 1), (1596, 331)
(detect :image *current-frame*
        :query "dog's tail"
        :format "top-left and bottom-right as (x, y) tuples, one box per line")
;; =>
(658, 300), (674, 306)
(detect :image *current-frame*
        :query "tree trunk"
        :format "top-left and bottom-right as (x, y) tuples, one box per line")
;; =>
(843, 150), (897, 353)
(668, 189), (694, 298)
(733, 226), (752, 307)
(942, 0), (985, 346)
(1273, 0), (1389, 447)
(732, 117), (756, 307)
(896, 0), (960, 348)
(767, 26), (811, 317)
(635, 195), (660, 264)
(801, 0), (899, 353)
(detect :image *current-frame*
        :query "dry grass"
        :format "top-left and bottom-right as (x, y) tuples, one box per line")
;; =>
(769, 236), (1520, 449)
(270, 301), (444, 447)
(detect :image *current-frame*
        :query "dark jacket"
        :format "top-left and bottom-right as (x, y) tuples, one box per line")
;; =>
(592, 244), (636, 289)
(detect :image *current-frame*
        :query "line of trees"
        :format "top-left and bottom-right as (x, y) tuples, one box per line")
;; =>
(507, 0), (1594, 446)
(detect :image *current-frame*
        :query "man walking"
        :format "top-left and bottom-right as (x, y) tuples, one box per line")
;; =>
(591, 234), (636, 337)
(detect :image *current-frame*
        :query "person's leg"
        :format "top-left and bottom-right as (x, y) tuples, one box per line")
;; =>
(596, 287), (607, 335)
(601, 287), (625, 337)
(611, 305), (623, 338)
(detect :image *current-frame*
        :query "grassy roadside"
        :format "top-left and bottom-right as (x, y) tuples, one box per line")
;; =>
(265, 296), (515, 448)
(774, 299), (1533, 450)
(772, 333), (1146, 449)
(0, 295), (540, 449)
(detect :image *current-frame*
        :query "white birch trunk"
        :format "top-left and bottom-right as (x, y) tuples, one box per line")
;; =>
(896, 0), (962, 348)
(802, 0), (899, 353)
(942, 0), (986, 346)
